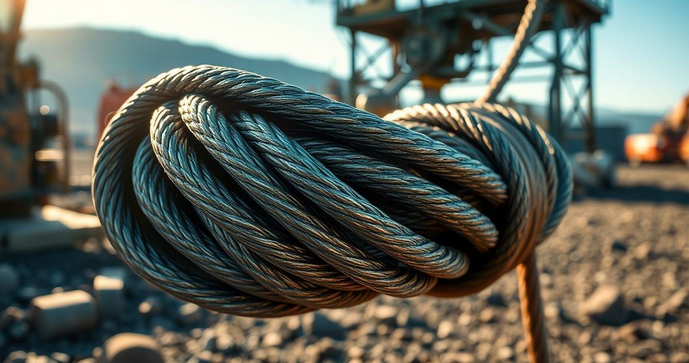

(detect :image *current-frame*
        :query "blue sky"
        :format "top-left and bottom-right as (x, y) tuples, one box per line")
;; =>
(22, 0), (689, 114)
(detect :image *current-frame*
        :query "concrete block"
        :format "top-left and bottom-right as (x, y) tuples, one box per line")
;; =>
(31, 290), (98, 340)
(99, 267), (128, 283)
(93, 275), (124, 318)
(0, 206), (102, 253)
(99, 333), (164, 363)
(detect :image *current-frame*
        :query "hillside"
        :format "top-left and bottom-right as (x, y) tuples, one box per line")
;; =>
(18, 27), (662, 143)
(19, 27), (336, 137)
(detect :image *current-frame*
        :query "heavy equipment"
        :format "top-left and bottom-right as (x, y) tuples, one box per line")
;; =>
(0, 0), (69, 215)
(0, 0), (101, 251)
(337, 0), (610, 151)
(625, 93), (689, 166)
(96, 81), (136, 140)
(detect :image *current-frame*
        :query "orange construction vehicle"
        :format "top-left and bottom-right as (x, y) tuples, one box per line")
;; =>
(625, 94), (689, 166)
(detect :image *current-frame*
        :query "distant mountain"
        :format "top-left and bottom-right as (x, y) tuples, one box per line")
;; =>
(18, 27), (663, 144)
(19, 27), (337, 138)
(596, 108), (663, 134)
(514, 102), (663, 135)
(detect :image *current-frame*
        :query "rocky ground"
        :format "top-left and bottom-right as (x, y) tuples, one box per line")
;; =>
(1, 164), (688, 363)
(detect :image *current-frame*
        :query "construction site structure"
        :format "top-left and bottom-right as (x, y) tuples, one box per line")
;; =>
(0, 0), (71, 215)
(336, 0), (610, 152)
(0, 0), (102, 252)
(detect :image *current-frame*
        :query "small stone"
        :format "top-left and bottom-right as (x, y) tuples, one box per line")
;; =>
(633, 243), (651, 260)
(138, 296), (162, 317)
(616, 323), (648, 342)
(303, 312), (346, 341)
(374, 305), (398, 326)
(188, 351), (213, 363)
(348, 346), (365, 359)
(1, 306), (27, 329)
(26, 356), (57, 363)
(93, 275), (125, 318)
(593, 352), (611, 363)
(0, 264), (20, 295)
(262, 332), (282, 347)
(102, 333), (164, 363)
(437, 320), (454, 339)
(214, 334), (235, 353)
(487, 292), (508, 307)
(50, 353), (70, 363)
(497, 346), (514, 360)
(581, 285), (627, 326)
(479, 308), (497, 323)
(177, 303), (203, 325)
(457, 312), (472, 326)
(544, 302), (563, 320)
(5, 351), (28, 363)
(671, 352), (689, 363)
(629, 339), (661, 359)
(664, 289), (688, 311)
(31, 290), (98, 340)
(444, 352), (474, 363)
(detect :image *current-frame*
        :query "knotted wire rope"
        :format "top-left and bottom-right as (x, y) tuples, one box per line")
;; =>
(93, 64), (571, 363)
(93, 2), (566, 361)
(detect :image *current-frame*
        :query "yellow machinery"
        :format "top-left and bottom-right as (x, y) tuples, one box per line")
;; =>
(0, 0), (70, 217)
(0, 0), (101, 252)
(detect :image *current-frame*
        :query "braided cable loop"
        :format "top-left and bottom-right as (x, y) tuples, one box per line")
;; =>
(93, 65), (571, 318)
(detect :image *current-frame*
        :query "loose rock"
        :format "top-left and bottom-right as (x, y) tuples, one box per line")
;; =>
(101, 333), (164, 363)
(177, 303), (203, 325)
(31, 290), (98, 340)
(101, 333), (165, 363)
(581, 285), (627, 325)
(1, 306), (27, 329)
(486, 292), (508, 308)
(93, 275), (125, 318)
(262, 332), (283, 347)
(5, 351), (28, 363)
(437, 321), (454, 339)
(138, 297), (162, 317)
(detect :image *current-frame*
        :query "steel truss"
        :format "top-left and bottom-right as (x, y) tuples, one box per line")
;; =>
(337, 0), (610, 152)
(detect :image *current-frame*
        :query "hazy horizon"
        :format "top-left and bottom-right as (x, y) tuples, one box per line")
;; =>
(20, 0), (689, 115)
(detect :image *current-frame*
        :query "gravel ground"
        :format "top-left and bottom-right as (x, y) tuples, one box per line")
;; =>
(1, 164), (688, 363)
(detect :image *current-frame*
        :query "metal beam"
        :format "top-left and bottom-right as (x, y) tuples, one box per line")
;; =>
(549, 1), (564, 144)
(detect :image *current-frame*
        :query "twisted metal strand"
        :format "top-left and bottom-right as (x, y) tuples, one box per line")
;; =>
(93, 65), (571, 362)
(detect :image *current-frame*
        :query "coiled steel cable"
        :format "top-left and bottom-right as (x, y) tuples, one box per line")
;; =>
(93, 65), (571, 363)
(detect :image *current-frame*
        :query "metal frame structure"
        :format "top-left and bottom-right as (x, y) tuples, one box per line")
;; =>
(336, 0), (610, 152)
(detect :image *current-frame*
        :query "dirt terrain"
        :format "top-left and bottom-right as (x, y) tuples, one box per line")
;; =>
(1, 164), (688, 363)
